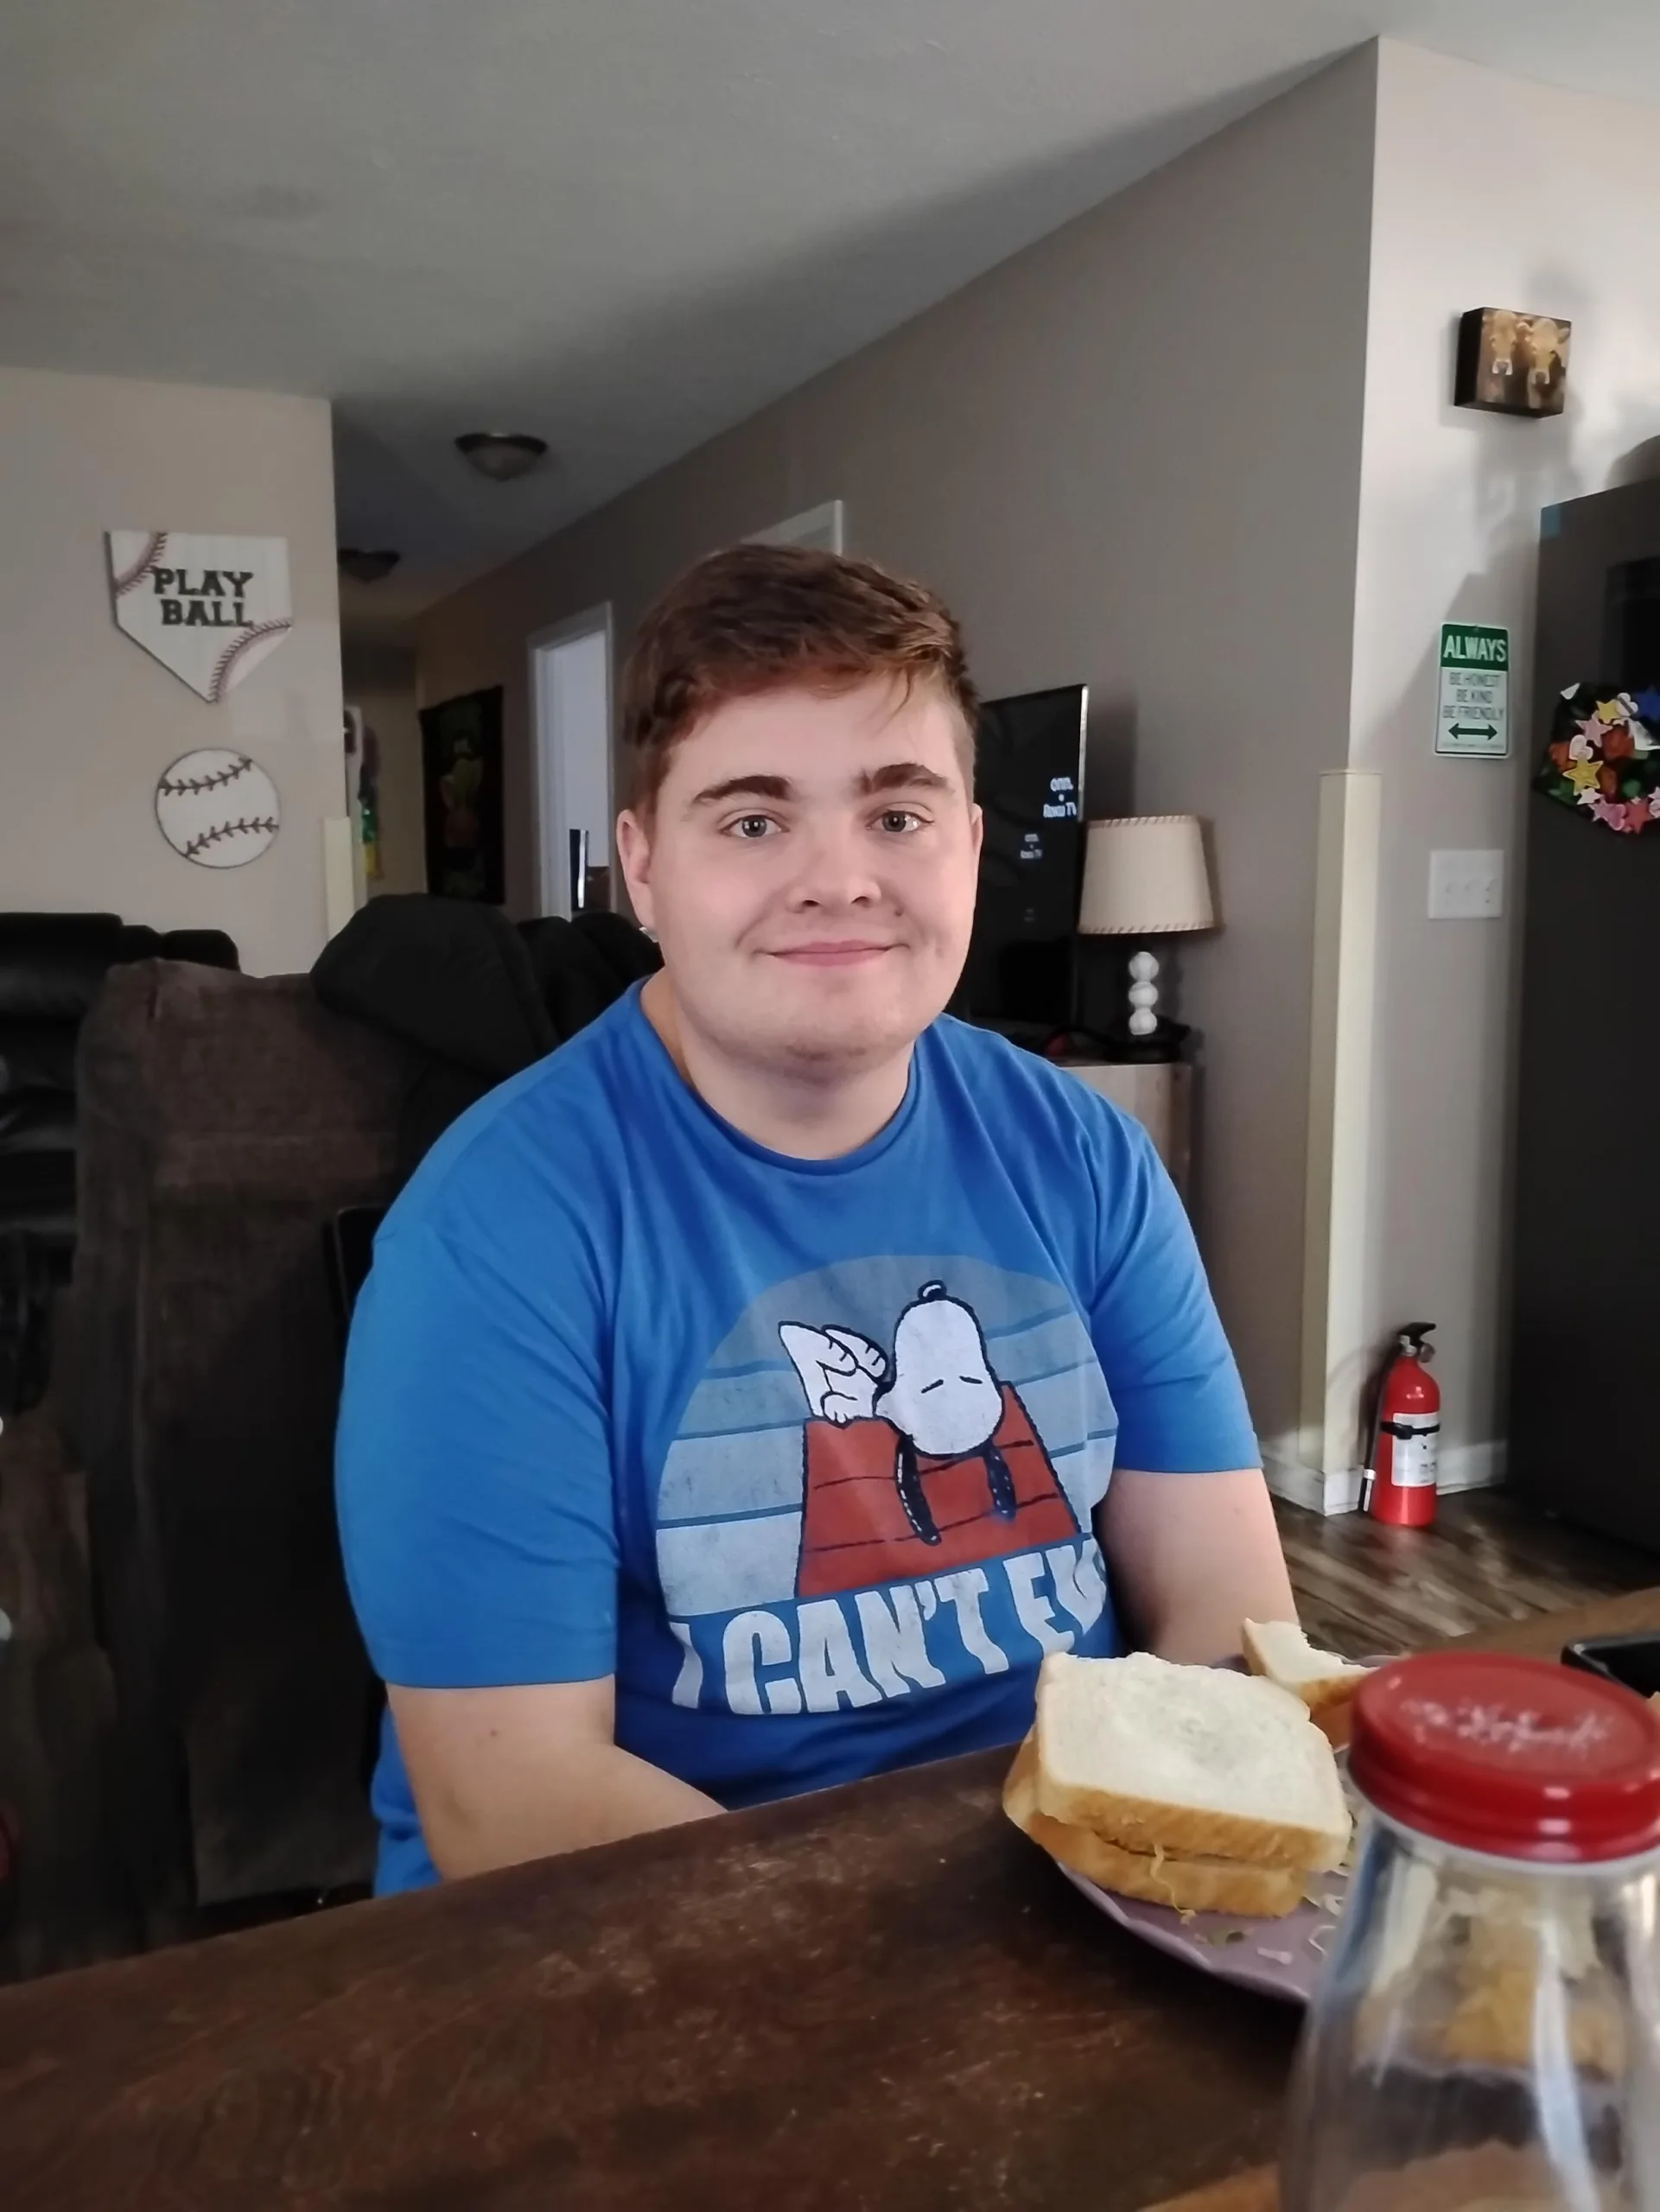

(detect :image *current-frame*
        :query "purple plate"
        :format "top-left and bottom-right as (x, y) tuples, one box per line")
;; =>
(1056, 1859), (1349, 2004)
(1046, 1656), (1384, 2005)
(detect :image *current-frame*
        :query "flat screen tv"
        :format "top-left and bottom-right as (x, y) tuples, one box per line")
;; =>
(955, 683), (1087, 1038)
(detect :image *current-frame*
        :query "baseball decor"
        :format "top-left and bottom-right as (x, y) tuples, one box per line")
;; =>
(155, 749), (281, 868)
(107, 531), (291, 701)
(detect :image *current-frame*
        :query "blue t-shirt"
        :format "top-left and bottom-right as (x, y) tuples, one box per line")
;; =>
(336, 988), (1256, 1892)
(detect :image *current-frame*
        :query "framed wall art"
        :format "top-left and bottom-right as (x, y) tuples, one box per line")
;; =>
(1454, 308), (1571, 418)
(420, 686), (506, 902)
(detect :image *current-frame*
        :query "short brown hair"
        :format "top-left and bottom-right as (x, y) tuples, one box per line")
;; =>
(620, 542), (977, 814)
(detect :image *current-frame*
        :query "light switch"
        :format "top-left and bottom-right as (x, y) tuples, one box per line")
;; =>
(1428, 849), (1504, 919)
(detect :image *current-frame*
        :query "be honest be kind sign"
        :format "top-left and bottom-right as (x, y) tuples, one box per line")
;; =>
(106, 531), (292, 702)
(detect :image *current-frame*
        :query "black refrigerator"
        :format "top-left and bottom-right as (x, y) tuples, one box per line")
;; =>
(1509, 478), (1660, 1552)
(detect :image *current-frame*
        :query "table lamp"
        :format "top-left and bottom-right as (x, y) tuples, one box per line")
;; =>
(1078, 815), (1215, 1062)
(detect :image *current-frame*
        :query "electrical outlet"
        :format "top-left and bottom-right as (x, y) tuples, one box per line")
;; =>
(1428, 849), (1504, 919)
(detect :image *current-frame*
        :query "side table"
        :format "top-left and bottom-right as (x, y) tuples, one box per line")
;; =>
(1056, 1060), (1193, 1198)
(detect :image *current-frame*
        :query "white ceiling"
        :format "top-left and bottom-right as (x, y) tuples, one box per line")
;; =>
(6, 2), (1660, 640)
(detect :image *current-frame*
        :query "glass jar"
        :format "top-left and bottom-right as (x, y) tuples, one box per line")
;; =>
(1282, 1650), (1660, 2212)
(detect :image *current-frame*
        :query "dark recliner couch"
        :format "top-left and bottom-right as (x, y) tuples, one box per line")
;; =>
(0, 914), (237, 1418)
(62, 963), (412, 1930)
(58, 900), (658, 1937)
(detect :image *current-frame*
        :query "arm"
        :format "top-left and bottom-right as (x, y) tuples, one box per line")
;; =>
(388, 1675), (721, 1879)
(338, 1211), (685, 1884)
(1097, 1466), (1297, 1664)
(1077, 1108), (1293, 1662)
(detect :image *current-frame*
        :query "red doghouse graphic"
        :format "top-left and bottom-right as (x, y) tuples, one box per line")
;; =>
(779, 1281), (1078, 1599)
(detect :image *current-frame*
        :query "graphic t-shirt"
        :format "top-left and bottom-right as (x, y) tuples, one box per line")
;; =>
(335, 988), (1257, 1892)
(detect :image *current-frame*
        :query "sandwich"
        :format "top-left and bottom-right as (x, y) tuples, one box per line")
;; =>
(1003, 1733), (1311, 1916)
(1003, 1649), (1352, 1919)
(1242, 1618), (1372, 1745)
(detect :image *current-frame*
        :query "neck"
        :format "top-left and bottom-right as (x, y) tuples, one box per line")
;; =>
(639, 972), (913, 1160)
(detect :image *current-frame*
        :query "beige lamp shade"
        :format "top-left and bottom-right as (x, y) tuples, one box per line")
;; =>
(1078, 814), (1215, 937)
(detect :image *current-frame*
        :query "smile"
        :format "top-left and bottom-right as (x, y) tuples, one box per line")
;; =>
(766, 943), (899, 967)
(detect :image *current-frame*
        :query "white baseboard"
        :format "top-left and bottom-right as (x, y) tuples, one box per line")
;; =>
(1262, 1435), (1506, 1518)
(1262, 1448), (1364, 1516)
(1437, 1439), (1508, 1494)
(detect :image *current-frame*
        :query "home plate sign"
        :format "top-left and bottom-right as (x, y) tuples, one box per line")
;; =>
(107, 531), (291, 702)
(1435, 622), (1511, 758)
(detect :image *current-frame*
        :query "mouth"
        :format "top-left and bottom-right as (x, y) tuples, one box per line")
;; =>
(766, 942), (900, 969)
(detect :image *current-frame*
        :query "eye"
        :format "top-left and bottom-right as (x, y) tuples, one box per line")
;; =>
(727, 814), (780, 842)
(877, 809), (925, 835)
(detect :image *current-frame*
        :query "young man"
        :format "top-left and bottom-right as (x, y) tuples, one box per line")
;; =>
(337, 543), (1297, 1894)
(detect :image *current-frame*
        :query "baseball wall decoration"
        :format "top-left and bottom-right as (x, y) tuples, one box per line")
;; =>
(155, 750), (282, 868)
(108, 531), (292, 701)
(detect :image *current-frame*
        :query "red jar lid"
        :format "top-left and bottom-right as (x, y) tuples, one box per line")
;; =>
(1350, 1651), (1660, 1863)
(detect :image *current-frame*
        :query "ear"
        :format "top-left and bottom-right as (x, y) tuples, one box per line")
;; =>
(615, 808), (656, 934)
(968, 802), (984, 863)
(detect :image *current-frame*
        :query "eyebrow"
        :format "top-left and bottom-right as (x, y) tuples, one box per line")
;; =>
(856, 762), (954, 797)
(687, 773), (795, 809)
(686, 762), (954, 810)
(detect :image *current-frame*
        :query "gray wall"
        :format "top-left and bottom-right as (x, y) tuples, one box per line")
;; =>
(417, 50), (1378, 1444)
(0, 365), (345, 976)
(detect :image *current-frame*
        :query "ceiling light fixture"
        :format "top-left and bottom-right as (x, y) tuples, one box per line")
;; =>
(337, 548), (402, 584)
(455, 431), (549, 482)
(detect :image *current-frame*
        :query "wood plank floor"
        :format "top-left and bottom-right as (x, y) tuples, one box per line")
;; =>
(1276, 1488), (1660, 1657)
(4, 1398), (1659, 1984)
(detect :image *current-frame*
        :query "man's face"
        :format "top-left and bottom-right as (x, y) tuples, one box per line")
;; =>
(617, 677), (982, 1075)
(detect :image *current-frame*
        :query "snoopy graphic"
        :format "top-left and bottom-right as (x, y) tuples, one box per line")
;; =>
(781, 1281), (1077, 1594)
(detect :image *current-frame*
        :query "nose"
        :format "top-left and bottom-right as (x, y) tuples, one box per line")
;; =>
(783, 813), (886, 911)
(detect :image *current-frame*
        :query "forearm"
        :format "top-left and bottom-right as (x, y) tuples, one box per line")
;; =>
(1135, 1544), (1298, 1666)
(423, 1740), (722, 1881)
(389, 1681), (724, 1881)
(1099, 1467), (1297, 1665)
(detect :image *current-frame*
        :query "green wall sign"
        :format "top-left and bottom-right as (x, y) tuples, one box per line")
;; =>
(1436, 623), (1510, 758)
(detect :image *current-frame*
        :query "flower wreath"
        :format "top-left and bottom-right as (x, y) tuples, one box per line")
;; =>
(1536, 683), (1660, 834)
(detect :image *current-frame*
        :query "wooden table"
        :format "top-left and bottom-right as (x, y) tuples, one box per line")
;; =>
(5, 1588), (1658, 2211)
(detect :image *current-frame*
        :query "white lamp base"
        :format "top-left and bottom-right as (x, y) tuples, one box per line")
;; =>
(1100, 940), (1188, 1064)
(1126, 947), (1161, 1039)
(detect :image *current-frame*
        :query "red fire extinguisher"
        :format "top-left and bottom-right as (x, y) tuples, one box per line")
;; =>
(1363, 1323), (1441, 1527)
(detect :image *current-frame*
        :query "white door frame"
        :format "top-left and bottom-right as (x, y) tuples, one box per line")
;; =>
(749, 499), (845, 555)
(527, 603), (614, 918)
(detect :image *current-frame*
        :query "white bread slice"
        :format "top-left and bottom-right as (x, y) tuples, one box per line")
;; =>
(1034, 1649), (1351, 1874)
(1002, 1734), (1305, 1917)
(1242, 1618), (1371, 1733)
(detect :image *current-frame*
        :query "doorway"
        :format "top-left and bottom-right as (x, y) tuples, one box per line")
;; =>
(529, 606), (614, 918)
